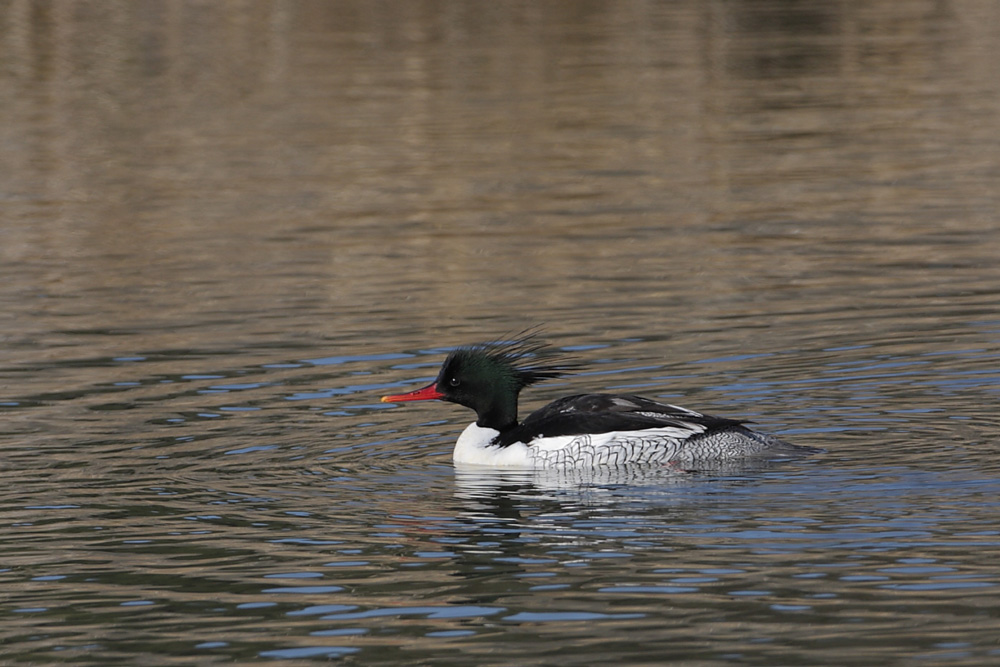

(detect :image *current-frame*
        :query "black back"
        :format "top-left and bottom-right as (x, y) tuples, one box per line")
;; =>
(493, 393), (745, 448)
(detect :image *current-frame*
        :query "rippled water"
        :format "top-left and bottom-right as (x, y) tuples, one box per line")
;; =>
(3, 1), (1000, 664)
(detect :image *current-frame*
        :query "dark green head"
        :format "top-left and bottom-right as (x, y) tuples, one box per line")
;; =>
(382, 333), (577, 431)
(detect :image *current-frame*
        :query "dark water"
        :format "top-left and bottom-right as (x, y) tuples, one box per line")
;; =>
(3, 1), (1000, 664)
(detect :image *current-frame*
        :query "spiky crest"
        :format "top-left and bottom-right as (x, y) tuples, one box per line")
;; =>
(455, 329), (578, 391)
(435, 329), (580, 430)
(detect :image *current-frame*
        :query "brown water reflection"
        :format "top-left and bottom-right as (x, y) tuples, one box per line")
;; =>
(4, 2), (998, 348)
(2, 1), (1000, 664)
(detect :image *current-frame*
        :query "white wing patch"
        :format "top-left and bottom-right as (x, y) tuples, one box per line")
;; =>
(635, 411), (708, 429)
(663, 404), (704, 417)
(611, 397), (641, 408)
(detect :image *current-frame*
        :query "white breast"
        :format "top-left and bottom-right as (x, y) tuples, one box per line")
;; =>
(453, 423), (532, 466)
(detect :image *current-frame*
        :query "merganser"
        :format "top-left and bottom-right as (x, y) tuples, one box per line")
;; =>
(381, 334), (818, 468)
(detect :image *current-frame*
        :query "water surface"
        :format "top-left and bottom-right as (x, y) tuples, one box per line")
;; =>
(2, 1), (1000, 664)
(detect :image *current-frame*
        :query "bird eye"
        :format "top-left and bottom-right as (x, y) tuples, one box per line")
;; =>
(448, 377), (460, 387)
